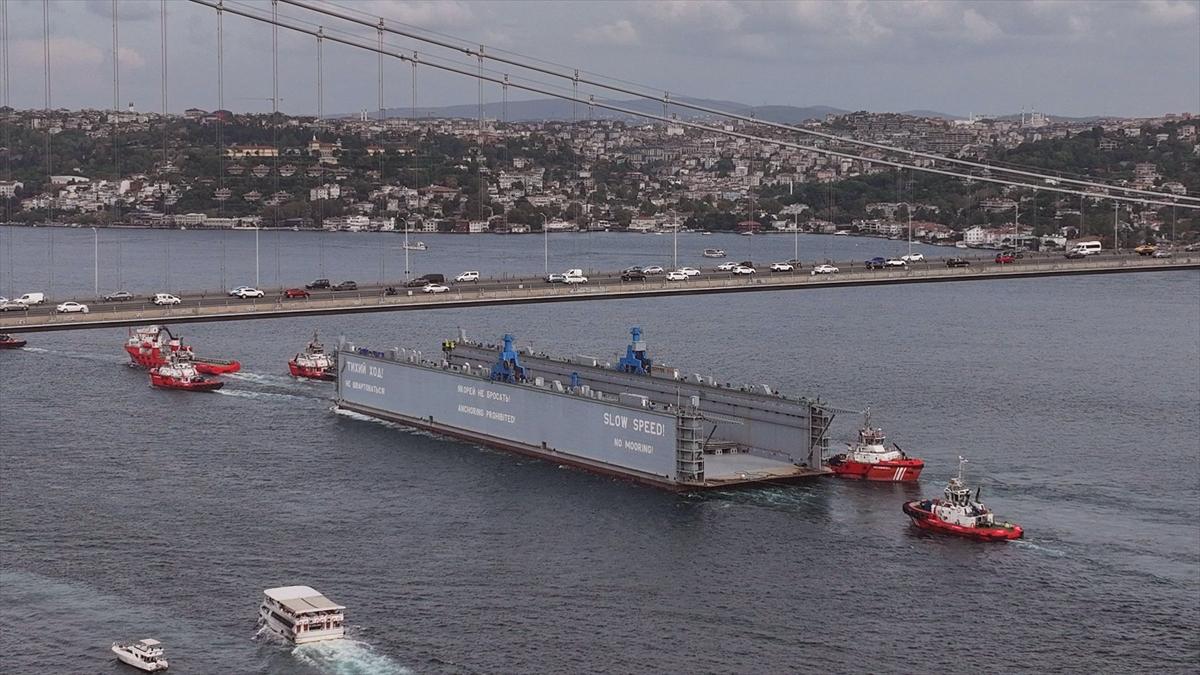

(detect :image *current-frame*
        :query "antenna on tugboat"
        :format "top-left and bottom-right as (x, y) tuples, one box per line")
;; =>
(957, 456), (968, 481)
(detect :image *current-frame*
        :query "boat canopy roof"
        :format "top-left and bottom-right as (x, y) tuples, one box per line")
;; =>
(138, 639), (162, 646)
(264, 586), (345, 614)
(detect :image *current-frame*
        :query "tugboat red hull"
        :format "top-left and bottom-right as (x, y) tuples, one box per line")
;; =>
(125, 345), (240, 374)
(830, 457), (924, 482)
(288, 360), (335, 381)
(193, 359), (241, 375)
(150, 371), (225, 391)
(902, 501), (1023, 541)
(0, 337), (26, 349)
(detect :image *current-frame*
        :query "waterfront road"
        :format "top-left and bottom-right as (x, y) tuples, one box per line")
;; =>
(2, 251), (1196, 333)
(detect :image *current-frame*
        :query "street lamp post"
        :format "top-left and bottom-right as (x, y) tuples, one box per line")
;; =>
(539, 212), (549, 276)
(90, 227), (98, 297)
(255, 226), (260, 287)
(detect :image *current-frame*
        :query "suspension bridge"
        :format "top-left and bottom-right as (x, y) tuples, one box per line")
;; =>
(0, 0), (1197, 334)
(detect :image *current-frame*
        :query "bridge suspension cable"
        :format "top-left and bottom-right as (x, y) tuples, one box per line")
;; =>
(187, 0), (1198, 211)
(280, 0), (1198, 206)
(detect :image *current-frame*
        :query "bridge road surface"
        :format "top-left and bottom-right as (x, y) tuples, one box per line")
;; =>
(2, 251), (1196, 333)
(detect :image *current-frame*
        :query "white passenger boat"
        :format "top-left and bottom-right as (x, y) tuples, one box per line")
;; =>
(111, 639), (169, 671)
(258, 586), (346, 644)
(402, 241), (428, 251)
(702, 248), (727, 258)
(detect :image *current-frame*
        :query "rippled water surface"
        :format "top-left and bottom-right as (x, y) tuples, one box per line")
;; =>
(1, 229), (1197, 674)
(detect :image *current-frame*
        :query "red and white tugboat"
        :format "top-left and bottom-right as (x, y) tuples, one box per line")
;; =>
(125, 325), (241, 375)
(0, 334), (27, 349)
(828, 410), (924, 482)
(288, 332), (337, 381)
(150, 355), (224, 392)
(902, 458), (1023, 541)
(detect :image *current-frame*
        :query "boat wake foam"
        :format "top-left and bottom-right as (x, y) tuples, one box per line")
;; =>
(1014, 539), (1066, 558)
(291, 638), (412, 675)
(20, 345), (126, 364)
(213, 388), (312, 403)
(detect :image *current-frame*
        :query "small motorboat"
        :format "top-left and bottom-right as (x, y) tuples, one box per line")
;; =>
(702, 248), (727, 258)
(112, 638), (169, 671)
(828, 410), (924, 481)
(288, 332), (337, 381)
(402, 241), (428, 251)
(902, 457), (1023, 541)
(150, 357), (224, 392)
(0, 334), (26, 349)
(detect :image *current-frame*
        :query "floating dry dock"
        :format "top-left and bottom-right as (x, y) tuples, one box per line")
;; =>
(335, 328), (835, 490)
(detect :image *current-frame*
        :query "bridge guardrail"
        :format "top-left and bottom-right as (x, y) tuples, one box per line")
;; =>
(2, 254), (1196, 331)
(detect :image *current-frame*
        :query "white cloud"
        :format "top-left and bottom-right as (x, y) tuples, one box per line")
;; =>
(1140, 0), (1200, 23)
(961, 8), (1003, 43)
(13, 37), (105, 70)
(575, 20), (640, 46)
(367, 1), (475, 29)
(118, 47), (146, 70)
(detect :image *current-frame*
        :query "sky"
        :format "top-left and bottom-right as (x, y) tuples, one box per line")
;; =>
(2, 0), (1198, 118)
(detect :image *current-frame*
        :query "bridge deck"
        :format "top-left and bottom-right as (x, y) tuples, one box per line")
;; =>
(2, 254), (1196, 333)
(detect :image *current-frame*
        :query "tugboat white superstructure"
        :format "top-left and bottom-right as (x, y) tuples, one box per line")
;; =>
(828, 410), (924, 482)
(288, 332), (336, 381)
(258, 586), (345, 644)
(111, 638), (169, 671)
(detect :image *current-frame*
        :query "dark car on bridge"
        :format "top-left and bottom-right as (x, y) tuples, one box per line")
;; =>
(621, 270), (647, 282)
(283, 288), (310, 299)
(405, 273), (446, 288)
(305, 278), (332, 290)
(945, 258), (970, 268)
(865, 257), (886, 270)
(332, 280), (358, 291)
(102, 290), (133, 302)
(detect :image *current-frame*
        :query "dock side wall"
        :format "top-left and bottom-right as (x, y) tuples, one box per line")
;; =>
(337, 352), (680, 481)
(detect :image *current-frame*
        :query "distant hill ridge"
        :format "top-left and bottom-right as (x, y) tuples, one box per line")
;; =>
(337, 97), (1136, 124)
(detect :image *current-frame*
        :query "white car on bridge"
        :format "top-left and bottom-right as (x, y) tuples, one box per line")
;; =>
(811, 264), (840, 275)
(884, 258), (908, 267)
(732, 265), (756, 275)
(231, 287), (265, 299)
(715, 262), (738, 271)
(422, 284), (450, 294)
(55, 301), (90, 314)
(769, 262), (795, 272)
(901, 252), (925, 262)
(455, 271), (480, 282)
(642, 265), (665, 275)
(152, 293), (181, 306)
(665, 270), (688, 281)
(562, 274), (588, 284)
(676, 267), (701, 277)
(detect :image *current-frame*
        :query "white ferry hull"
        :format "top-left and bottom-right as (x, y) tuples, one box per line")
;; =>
(259, 605), (344, 644)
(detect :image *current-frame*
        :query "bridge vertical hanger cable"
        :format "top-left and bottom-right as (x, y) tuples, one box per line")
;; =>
(377, 18), (385, 286)
(272, 0), (281, 287)
(315, 27), (324, 277)
(43, 0), (53, 298)
(160, 0), (171, 291)
(112, 0), (121, 232)
(217, 0), (226, 291)
(1, 0), (10, 297)
(407, 53), (415, 282)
